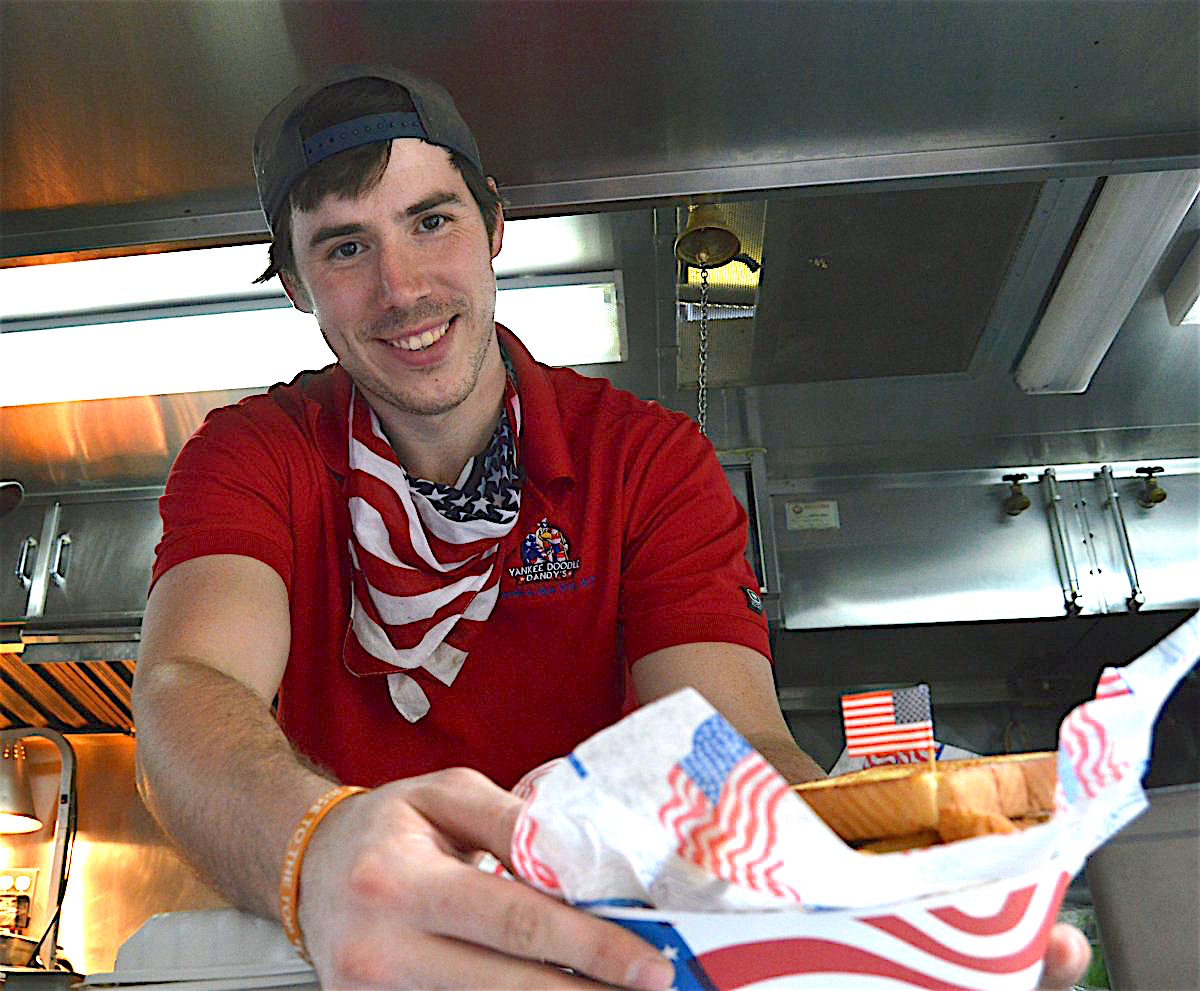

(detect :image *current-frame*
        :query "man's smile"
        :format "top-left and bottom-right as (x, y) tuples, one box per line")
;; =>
(382, 319), (451, 352)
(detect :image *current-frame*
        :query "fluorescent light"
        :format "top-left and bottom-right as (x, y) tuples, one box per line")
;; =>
(493, 217), (602, 277)
(0, 244), (278, 321)
(0, 241), (624, 405)
(495, 272), (626, 366)
(0, 306), (334, 406)
(1164, 236), (1200, 326)
(1015, 170), (1200, 394)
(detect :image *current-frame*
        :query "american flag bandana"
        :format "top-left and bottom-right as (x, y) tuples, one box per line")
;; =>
(841, 684), (935, 757)
(342, 379), (522, 722)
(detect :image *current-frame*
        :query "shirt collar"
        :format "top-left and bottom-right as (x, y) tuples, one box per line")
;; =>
(302, 324), (574, 488)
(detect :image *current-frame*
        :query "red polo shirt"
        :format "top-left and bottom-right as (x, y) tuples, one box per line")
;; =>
(153, 328), (768, 789)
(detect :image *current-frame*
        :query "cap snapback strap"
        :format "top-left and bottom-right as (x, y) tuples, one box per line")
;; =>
(301, 111), (427, 166)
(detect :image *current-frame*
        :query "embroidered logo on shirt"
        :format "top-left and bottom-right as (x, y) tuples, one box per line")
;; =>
(508, 518), (582, 583)
(742, 586), (764, 614)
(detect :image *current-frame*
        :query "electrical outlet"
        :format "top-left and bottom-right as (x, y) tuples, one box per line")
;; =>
(0, 868), (37, 898)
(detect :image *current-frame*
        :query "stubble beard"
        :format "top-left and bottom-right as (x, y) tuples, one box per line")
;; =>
(355, 296), (496, 419)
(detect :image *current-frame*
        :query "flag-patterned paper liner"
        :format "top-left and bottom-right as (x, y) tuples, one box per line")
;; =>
(592, 862), (1072, 991)
(509, 612), (1198, 914)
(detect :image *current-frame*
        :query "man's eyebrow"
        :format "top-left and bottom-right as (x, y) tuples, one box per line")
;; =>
(405, 191), (466, 216)
(306, 223), (365, 252)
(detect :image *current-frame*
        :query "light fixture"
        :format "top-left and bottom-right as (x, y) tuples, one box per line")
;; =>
(1015, 169), (1200, 394)
(1164, 236), (1200, 326)
(0, 245), (280, 322)
(0, 742), (40, 833)
(494, 271), (626, 367)
(0, 306), (336, 407)
(0, 728), (76, 970)
(0, 248), (627, 406)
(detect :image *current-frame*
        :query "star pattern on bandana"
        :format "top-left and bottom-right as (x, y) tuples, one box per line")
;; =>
(409, 397), (522, 525)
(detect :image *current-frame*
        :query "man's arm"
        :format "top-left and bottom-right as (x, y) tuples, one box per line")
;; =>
(133, 554), (675, 990)
(133, 555), (324, 917)
(630, 641), (825, 783)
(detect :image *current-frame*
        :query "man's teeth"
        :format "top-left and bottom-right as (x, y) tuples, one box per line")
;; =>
(389, 322), (449, 351)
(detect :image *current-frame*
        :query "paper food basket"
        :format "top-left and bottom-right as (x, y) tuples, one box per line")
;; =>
(508, 613), (1198, 990)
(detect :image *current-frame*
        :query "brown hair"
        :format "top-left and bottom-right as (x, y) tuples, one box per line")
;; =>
(255, 77), (501, 284)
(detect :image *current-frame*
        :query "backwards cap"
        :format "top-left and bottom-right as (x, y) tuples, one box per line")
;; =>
(253, 64), (483, 232)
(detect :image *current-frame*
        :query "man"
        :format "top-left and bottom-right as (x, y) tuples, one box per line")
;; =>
(132, 65), (1090, 989)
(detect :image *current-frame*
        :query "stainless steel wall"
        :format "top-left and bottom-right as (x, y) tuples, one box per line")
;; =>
(2, 735), (227, 975)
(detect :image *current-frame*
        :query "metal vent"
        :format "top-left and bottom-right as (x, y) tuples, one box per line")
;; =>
(0, 655), (133, 733)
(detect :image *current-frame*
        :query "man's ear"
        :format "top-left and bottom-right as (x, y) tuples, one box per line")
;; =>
(487, 177), (504, 261)
(279, 270), (314, 314)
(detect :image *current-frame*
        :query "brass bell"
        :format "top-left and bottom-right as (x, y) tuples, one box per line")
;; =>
(674, 204), (741, 268)
(1002, 473), (1031, 516)
(1136, 467), (1167, 508)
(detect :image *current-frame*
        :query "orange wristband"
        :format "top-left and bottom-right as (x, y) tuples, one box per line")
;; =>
(279, 784), (367, 960)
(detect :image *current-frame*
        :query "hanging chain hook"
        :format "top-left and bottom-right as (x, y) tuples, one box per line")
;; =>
(698, 264), (709, 436)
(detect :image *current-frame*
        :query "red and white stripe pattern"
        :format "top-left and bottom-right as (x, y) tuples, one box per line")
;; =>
(510, 806), (561, 894)
(599, 868), (1071, 990)
(842, 685), (934, 757)
(1058, 666), (1137, 800)
(342, 383), (522, 721)
(1094, 667), (1133, 700)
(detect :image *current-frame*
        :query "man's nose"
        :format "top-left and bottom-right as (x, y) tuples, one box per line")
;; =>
(376, 240), (433, 307)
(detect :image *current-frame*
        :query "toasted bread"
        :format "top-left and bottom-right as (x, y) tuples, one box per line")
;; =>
(793, 751), (1056, 845)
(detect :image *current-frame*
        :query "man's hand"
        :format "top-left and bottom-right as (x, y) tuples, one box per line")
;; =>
(1038, 923), (1091, 989)
(296, 767), (676, 989)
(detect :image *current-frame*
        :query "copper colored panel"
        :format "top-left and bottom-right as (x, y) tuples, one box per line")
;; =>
(0, 388), (258, 493)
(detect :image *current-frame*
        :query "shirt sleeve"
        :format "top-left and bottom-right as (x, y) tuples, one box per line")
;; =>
(151, 399), (298, 594)
(617, 410), (770, 666)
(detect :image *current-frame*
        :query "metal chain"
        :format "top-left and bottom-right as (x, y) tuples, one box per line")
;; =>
(697, 265), (709, 436)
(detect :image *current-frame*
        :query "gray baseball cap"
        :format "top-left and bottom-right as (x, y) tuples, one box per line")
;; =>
(253, 65), (483, 232)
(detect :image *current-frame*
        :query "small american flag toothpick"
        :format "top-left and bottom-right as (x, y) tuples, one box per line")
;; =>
(841, 684), (935, 757)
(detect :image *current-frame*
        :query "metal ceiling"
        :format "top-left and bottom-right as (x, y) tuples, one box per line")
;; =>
(1, 0), (1198, 257)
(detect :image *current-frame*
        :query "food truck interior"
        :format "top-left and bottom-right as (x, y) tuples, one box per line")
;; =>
(0, 0), (1197, 984)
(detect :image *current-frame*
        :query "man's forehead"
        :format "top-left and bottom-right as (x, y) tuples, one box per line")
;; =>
(293, 138), (463, 222)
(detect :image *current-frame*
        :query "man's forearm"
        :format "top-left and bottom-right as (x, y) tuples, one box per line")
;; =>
(745, 732), (828, 785)
(131, 656), (335, 919)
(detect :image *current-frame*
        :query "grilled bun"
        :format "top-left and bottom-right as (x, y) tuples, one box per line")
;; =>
(793, 752), (1057, 846)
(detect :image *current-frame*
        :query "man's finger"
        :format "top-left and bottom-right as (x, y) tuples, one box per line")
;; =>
(322, 924), (626, 990)
(403, 767), (525, 862)
(1037, 923), (1092, 990)
(414, 858), (674, 990)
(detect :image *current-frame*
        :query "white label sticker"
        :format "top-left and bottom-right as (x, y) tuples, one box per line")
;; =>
(785, 498), (840, 531)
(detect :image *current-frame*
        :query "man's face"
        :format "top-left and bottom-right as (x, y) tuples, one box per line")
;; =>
(283, 139), (503, 420)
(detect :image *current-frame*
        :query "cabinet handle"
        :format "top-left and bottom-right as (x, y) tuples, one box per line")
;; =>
(49, 532), (72, 588)
(14, 537), (37, 591)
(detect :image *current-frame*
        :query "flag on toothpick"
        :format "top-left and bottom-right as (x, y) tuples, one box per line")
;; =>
(841, 684), (934, 757)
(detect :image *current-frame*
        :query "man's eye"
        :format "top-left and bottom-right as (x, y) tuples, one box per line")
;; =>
(420, 215), (447, 232)
(331, 242), (361, 259)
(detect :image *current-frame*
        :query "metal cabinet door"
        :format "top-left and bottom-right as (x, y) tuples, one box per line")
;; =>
(0, 503), (48, 622)
(38, 496), (162, 625)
